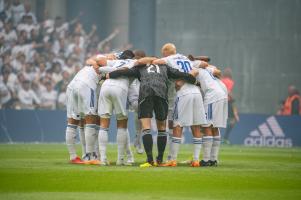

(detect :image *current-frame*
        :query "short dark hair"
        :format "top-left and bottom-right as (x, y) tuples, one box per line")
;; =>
(118, 50), (135, 59)
(133, 49), (146, 59)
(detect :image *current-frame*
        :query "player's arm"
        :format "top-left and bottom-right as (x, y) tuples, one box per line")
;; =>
(152, 58), (166, 65)
(207, 65), (222, 78)
(98, 66), (116, 74)
(107, 66), (139, 79)
(213, 68), (222, 78)
(232, 100), (240, 122)
(135, 57), (157, 65)
(191, 60), (209, 69)
(188, 54), (211, 62)
(167, 66), (198, 85)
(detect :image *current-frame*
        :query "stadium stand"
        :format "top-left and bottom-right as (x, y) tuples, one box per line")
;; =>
(0, 0), (125, 110)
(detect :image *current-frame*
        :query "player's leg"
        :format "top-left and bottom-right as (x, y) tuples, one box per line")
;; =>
(66, 118), (82, 163)
(124, 100), (136, 164)
(65, 86), (83, 164)
(190, 93), (207, 167)
(125, 128), (135, 164)
(98, 117), (110, 165)
(128, 79), (143, 154)
(210, 99), (227, 166)
(191, 125), (202, 167)
(78, 119), (86, 158)
(94, 116), (100, 159)
(210, 127), (221, 166)
(166, 105), (175, 161)
(94, 86), (101, 158)
(163, 96), (181, 166)
(153, 96), (169, 165)
(83, 89), (98, 163)
(201, 126), (213, 166)
(116, 117), (128, 165)
(200, 101), (214, 166)
(134, 116), (143, 153)
(139, 118), (154, 167)
(156, 120), (167, 165)
(138, 96), (156, 167)
(97, 86), (113, 165)
(113, 87), (132, 165)
(83, 114), (99, 164)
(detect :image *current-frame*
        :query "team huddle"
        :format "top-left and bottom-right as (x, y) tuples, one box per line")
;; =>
(65, 43), (228, 167)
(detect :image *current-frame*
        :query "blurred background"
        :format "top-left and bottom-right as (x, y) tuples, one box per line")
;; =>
(0, 0), (301, 145)
(1, 0), (300, 114)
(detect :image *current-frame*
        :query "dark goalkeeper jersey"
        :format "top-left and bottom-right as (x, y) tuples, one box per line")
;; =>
(109, 64), (197, 102)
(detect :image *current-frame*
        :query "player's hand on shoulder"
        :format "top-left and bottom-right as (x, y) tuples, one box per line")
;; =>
(152, 59), (165, 65)
(189, 68), (199, 77)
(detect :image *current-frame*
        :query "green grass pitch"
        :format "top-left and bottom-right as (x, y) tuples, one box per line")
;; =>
(0, 144), (300, 200)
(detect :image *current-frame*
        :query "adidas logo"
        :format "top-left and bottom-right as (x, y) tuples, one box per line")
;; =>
(244, 116), (292, 147)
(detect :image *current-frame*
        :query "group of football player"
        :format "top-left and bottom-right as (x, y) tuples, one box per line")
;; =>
(65, 42), (228, 168)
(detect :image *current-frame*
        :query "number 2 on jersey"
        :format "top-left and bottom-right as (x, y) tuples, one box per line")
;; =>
(177, 60), (192, 73)
(147, 65), (160, 73)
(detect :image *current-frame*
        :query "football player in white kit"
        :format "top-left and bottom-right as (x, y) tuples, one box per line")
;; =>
(192, 60), (228, 167)
(96, 50), (138, 165)
(65, 56), (107, 164)
(128, 50), (146, 154)
(153, 43), (208, 167)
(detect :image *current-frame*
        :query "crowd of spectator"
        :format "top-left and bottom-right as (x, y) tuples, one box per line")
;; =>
(0, 0), (128, 110)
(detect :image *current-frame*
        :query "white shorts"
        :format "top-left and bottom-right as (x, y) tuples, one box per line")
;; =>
(128, 79), (139, 112)
(66, 84), (97, 120)
(173, 93), (207, 127)
(95, 84), (101, 109)
(203, 99), (228, 128)
(167, 81), (176, 121)
(98, 85), (128, 119)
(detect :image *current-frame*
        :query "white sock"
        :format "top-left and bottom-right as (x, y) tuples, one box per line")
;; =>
(211, 135), (221, 162)
(134, 116), (141, 146)
(85, 124), (96, 154)
(126, 129), (134, 161)
(202, 136), (213, 162)
(98, 127), (108, 162)
(170, 137), (181, 161)
(94, 125), (100, 158)
(166, 129), (173, 160)
(117, 128), (127, 161)
(79, 127), (86, 157)
(65, 124), (78, 160)
(193, 137), (202, 161)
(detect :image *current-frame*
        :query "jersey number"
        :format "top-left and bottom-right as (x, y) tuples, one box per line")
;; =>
(147, 65), (160, 73)
(116, 61), (128, 68)
(177, 60), (192, 73)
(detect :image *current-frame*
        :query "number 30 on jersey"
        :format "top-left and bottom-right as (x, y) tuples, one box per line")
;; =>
(177, 60), (192, 73)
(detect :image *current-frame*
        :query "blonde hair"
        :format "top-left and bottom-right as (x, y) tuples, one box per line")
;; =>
(161, 43), (176, 56)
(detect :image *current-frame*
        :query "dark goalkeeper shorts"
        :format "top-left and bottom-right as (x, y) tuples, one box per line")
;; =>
(138, 96), (168, 121)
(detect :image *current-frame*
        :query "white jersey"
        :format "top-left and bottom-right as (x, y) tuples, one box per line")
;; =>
(100, 59), (136, 91)
(163, 53), (200, 96)
(197, 66), (228, 104)
(68, 66), (99, 90)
